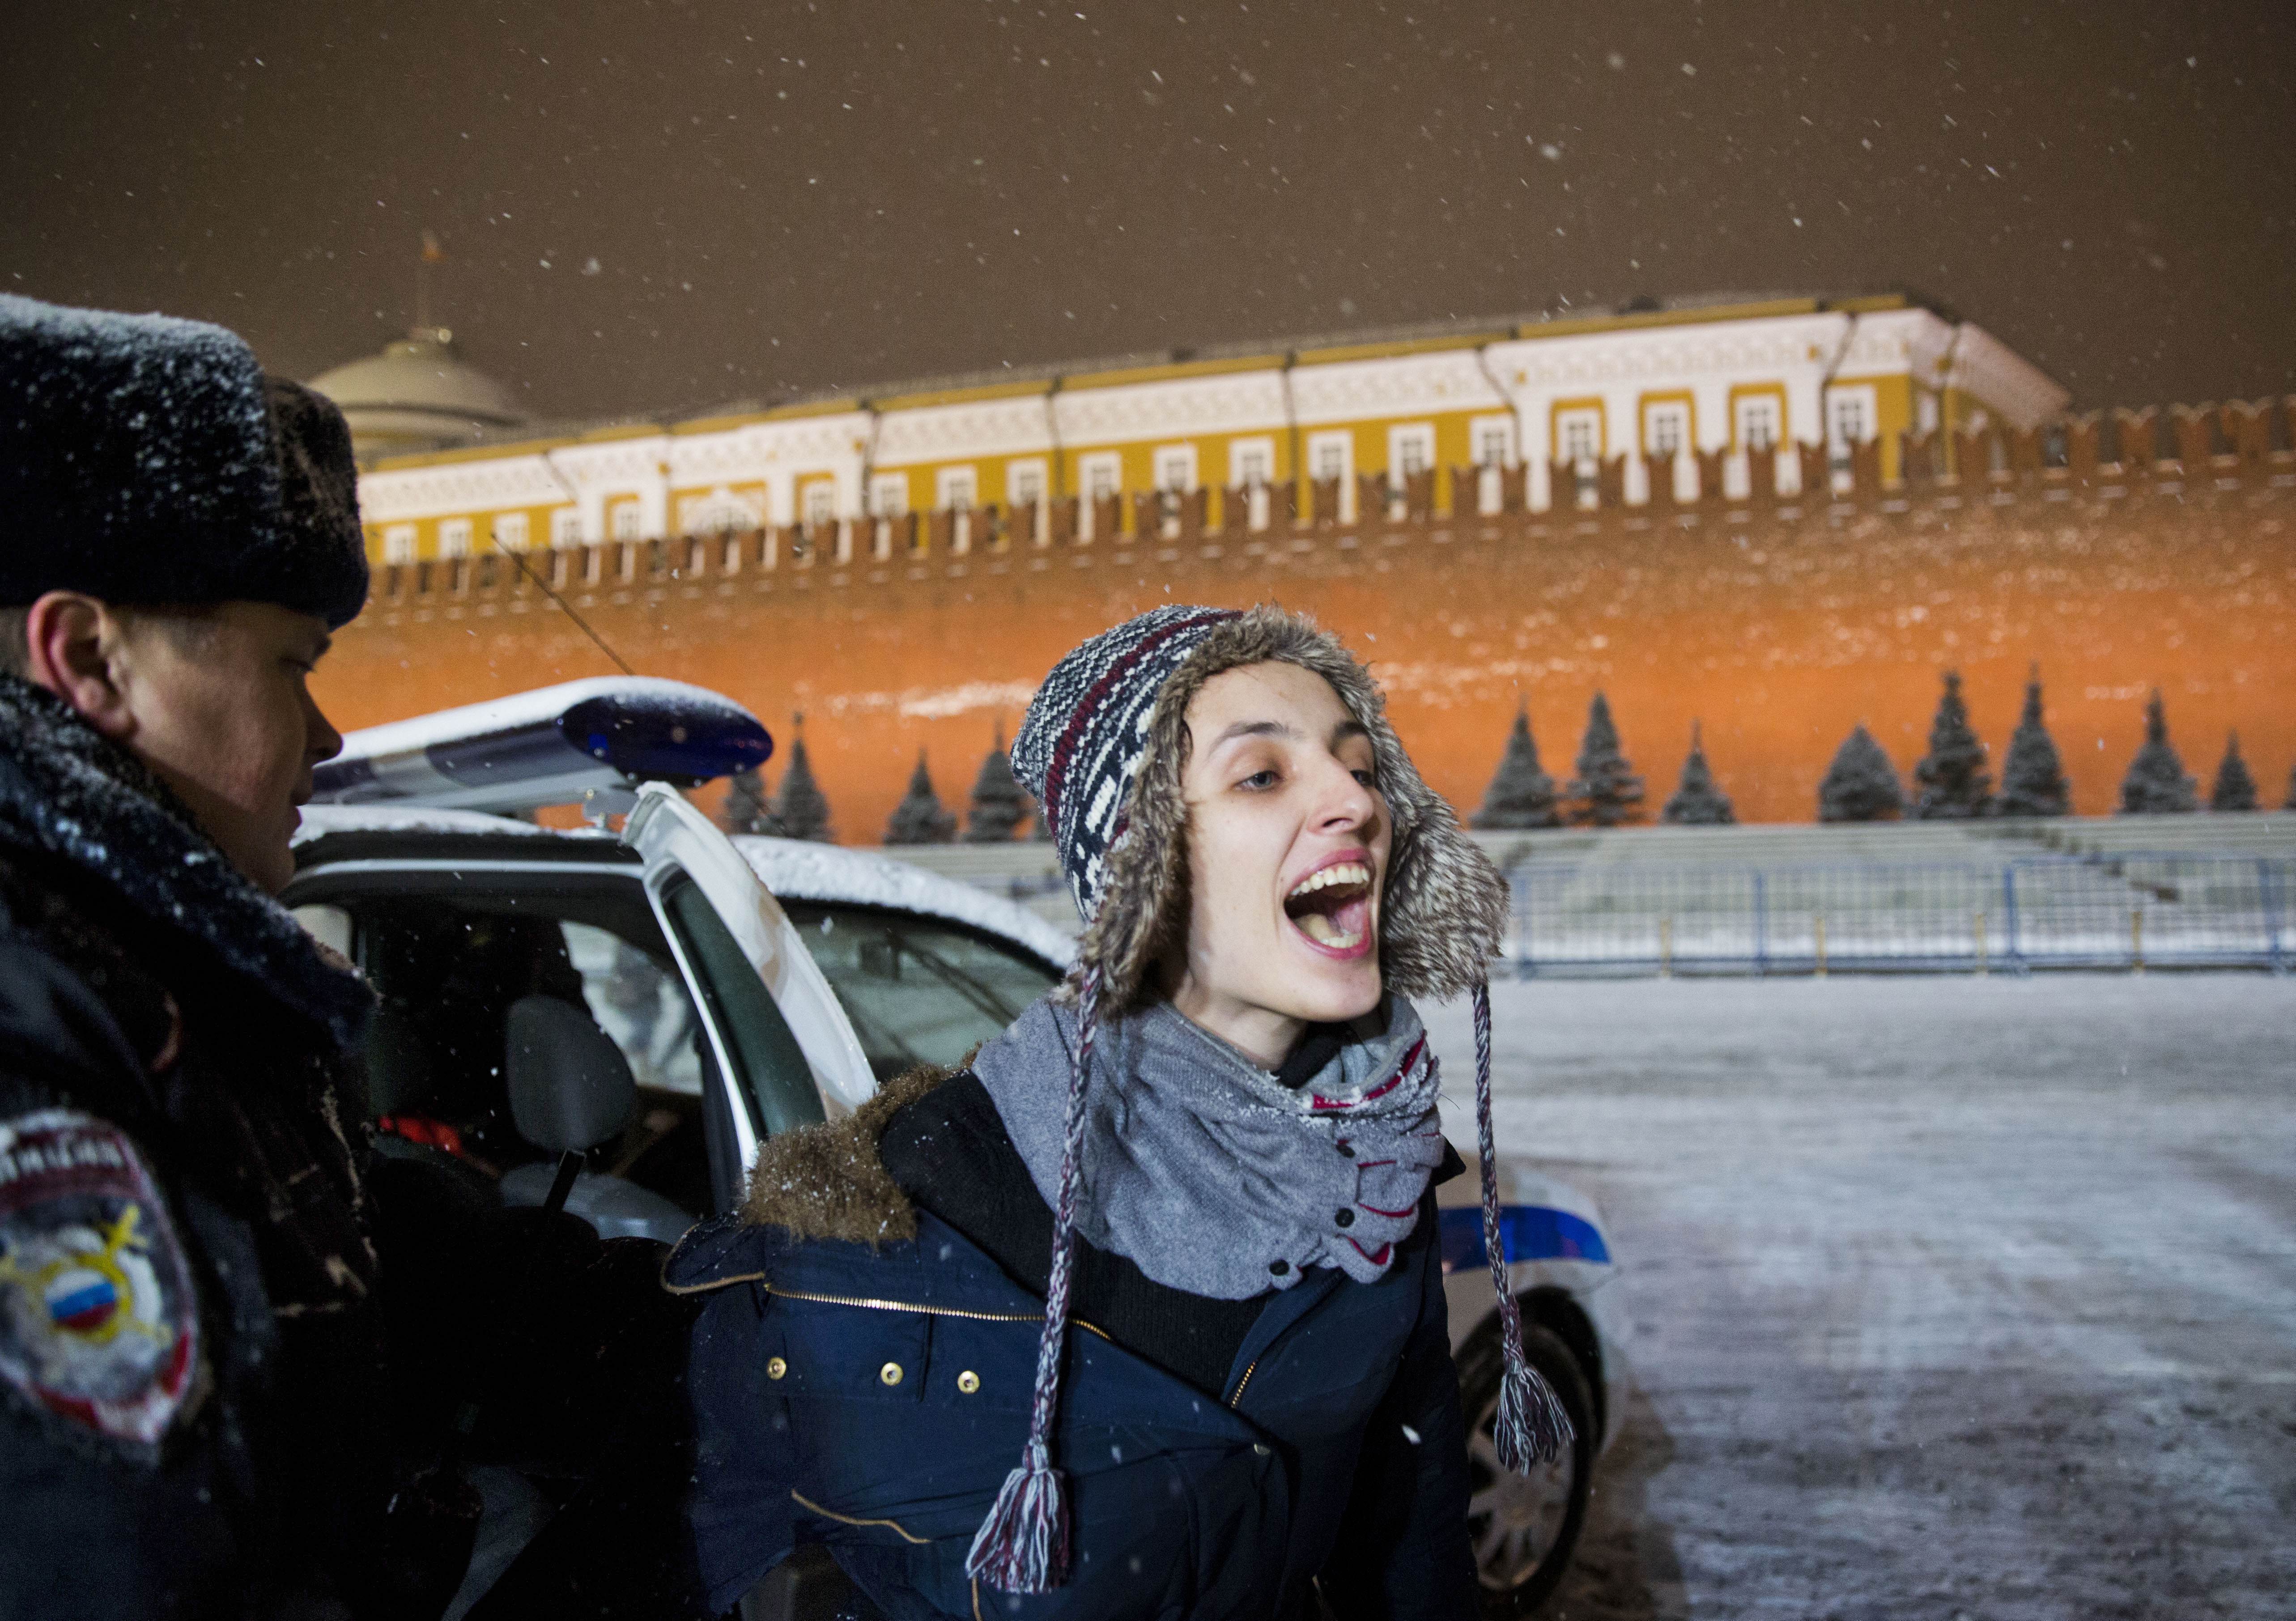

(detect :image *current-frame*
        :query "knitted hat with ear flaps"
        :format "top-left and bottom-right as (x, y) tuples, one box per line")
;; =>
(971, 604), (1573, 1594)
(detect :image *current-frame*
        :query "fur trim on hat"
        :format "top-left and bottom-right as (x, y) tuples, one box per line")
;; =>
(1077, 605), (1507, 1008)
(0, 295), (368, 629)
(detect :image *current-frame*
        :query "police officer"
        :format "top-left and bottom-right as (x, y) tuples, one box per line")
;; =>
(0, 294), (472, 1617)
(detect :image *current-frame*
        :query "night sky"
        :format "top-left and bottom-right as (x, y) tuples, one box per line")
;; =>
(5, 1), (2289, 425)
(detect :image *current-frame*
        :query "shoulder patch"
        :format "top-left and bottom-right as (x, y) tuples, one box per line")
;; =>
(0, 1109), (200, 1445)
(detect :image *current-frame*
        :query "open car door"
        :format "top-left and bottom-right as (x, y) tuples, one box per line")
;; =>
(622, 784), (876, 1177)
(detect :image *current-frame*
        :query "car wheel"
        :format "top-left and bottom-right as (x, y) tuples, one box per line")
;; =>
(1455, 1316), (1596, 1616)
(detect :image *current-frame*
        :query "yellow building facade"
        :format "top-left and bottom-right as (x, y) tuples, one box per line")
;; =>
(348, 294), (2067, 565)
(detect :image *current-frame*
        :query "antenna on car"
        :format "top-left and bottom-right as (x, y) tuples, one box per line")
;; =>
(488, 536), (637, 677)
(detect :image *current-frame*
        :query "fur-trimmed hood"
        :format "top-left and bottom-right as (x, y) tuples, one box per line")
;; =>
(1066, 605), (1507, 1009)
(0, 673), (372, 1049)
(736, 1062), (948, 1238)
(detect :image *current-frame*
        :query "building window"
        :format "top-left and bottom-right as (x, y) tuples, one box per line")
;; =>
(1471, 416), (1514, 468)
(1080, 453), (1122, 504)
(868, 473), (910, 517)
(438, 517), (474, 558)
(936, 467), (977, 512)
(1388, 423), (1435, 485)
(802, 481), (837, 528)
(1736, 396), (1780, 452)
(1007, 459), (1047, 508)
(1307, 431), (1351, 484)
(1153, 445), (1197, 492)
(382, 524), (417, 565)
(1645, 403), (1688, 459)
(550, 508), (583, 548)
(491, 512), (530, 552)
(1555, 408), (1602, 464)
(1228, 437), (1274, 487)
(1827, 386), (1877, 450)
(609, 503), (642, 541)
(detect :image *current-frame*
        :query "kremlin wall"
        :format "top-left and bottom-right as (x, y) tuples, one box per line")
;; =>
(309, 297), (2296, 835)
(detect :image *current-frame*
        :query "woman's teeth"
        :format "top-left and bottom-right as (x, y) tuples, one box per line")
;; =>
(1288, 861), (1370, 899)
(1296, 912), (1364, 949)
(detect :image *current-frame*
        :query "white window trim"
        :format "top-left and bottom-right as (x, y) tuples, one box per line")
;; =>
(609, 502), (643, 542)
(800, 481), (838, 525)
(867, 473), (910, 518)
(1078, 451), (1123, 503)
(1643, 402), (1691, 461)
(1387, 422), (1436, 487)
(1306, 430), (1352, 484)
(935, 465), (979, 512)
(549, 508), (583, 548)
(489, 512), (530, 552)
(1152, 444), (1198, 493)
(1226, 436), (1276, 488)
(437, 517), (474, 558)
(1468, 414), (1514, 468)
(382, 523), (417, 565)
(1005, 457), (1049, 508)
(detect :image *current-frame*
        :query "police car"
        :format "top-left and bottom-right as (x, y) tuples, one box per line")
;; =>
(288, 678), (1628, 1617)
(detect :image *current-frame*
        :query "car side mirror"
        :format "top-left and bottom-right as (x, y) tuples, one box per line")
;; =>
(505, 995), (636, 1213)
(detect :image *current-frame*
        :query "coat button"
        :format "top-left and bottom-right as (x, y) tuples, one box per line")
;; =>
(1252, 1443), (1271, 1457)
(957, 1370), (982, 1395)
(880, 1361), (904, 1387)
(1335, 1208), (1356, 1228)
(765, 1357), (787, 1381)
(1268, 1259), (1289, 1277)
(1336, 1141), (1355, 1158)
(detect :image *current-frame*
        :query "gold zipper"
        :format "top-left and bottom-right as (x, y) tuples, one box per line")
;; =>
(759, 1282), (1113, 1340)
(1226, 1355), (1261, 1408)
(789, 1489), (928, 1545)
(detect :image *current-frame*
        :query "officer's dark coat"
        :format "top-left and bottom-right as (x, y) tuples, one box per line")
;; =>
(671, 1064), (1478, 1621)
(0, 675), (393, 1617)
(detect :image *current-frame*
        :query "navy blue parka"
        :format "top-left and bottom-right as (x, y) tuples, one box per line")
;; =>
(670, 1066), (1478, 1621)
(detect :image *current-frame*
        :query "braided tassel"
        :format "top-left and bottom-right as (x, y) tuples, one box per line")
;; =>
(967, 965), (1103, 1593)
(1471, 979), (1576, 1472)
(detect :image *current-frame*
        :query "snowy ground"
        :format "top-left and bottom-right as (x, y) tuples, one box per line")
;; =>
(1418, 973), (2296, 1621)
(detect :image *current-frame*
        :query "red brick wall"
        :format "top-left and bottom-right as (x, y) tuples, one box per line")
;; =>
(320, 421), (2296, 834)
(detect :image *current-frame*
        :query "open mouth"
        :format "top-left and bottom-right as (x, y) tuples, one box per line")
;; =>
(1284, 860), (1375, 954)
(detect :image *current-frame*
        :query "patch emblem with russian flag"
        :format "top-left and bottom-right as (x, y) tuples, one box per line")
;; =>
(0, 1109), (200, 1446)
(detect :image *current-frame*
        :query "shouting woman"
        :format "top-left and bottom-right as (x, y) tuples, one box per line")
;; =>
(672, 604), (1569, 1618)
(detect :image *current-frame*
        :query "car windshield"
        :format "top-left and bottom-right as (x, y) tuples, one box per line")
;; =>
(778, 902), (1060, 1082)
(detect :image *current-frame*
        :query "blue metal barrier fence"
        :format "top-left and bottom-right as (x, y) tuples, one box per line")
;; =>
(1501, 852), (2293, 978)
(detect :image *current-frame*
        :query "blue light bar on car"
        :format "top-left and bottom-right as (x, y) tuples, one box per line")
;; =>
(310, 678), (774, 814)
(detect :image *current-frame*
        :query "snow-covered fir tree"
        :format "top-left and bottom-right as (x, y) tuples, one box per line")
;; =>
(1471, 703), (1560, 830)
(1913, 669), (1993, 818)
(1566, 692), (1643, 827)
(963, 725), (1030, 843)
(720, 766), (771, 834)
(2117, 690), (2198, 814)
(883, 750), (957, 844)
(1995, 668), (2071, 818)
(1661, 722), (1735, 824)
(769, 717), (835, 842)
(2208, 731), (2258, 813)
(1818, 725), (1905, 822)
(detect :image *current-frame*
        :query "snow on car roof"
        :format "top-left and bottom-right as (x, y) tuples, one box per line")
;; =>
(291, 802), (593, 844)
(731, 836), (1076, 972)
(288, 805), (1072, 969)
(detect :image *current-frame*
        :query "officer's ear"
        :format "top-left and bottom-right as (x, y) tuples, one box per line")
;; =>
(21, 591), (141, 743)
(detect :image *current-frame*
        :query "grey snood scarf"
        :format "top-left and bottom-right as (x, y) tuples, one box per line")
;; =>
(973, 993), (1446, 1300)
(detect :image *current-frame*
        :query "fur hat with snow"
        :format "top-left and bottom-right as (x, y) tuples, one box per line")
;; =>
(0, 294), (369, 629)
(971, 602), (1572, 1594)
